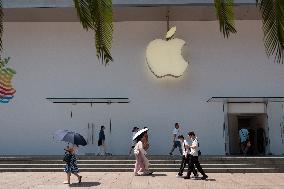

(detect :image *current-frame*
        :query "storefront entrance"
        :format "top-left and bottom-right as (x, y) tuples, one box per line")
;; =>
(228, 114), (267, 155)
(225, 102), (269, 155)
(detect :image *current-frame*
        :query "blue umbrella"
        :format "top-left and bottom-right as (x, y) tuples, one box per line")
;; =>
(54, 129), (69, 141)
(54, 130), (87, 146)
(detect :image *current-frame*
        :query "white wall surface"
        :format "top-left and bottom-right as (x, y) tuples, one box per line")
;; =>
(1, 20), (284, 155)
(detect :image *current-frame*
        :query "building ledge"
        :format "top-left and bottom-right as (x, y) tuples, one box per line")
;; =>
(3, 0), (257, 8)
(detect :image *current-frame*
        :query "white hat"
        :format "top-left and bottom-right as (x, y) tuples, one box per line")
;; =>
(132, 128), (149, 141)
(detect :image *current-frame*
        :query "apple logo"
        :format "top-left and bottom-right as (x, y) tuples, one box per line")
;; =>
(146, 26), (188, 78)
(0, 57), (16, 104)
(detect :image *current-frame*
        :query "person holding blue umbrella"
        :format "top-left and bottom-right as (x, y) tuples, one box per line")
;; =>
(54, 130), (87, 184)
(63, 144), (82, 184)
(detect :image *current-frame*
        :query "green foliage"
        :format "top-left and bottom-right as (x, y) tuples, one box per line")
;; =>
(0, 57), (16, 74)
(257, 0), (284, 63)
(74, 0), (113, 65)
(214, 0), (237, 38)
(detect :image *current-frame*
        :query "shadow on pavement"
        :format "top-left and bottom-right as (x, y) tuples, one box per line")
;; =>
(150, 173), (167, 177)
(69, 182), (101, 187)
(193, 178), (216, 181)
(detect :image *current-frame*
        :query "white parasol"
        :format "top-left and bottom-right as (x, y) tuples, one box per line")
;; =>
(132, 128), (148, 141)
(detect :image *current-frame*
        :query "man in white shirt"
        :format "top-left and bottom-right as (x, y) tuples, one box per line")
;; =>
(184, 132), (208, 180)
(169, 123), (183, 155)
(176, 135), (198, 177)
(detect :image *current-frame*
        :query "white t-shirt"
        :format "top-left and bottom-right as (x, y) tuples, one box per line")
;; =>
(173, 128), (180, 141)
(181, 140), (189, 156)
(189, 138), (199, 156)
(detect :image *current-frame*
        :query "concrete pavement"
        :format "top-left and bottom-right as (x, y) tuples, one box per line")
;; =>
(0, 172), (284, 189)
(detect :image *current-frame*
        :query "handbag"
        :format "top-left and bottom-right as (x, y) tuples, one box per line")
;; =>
(63, 152), (72, 164)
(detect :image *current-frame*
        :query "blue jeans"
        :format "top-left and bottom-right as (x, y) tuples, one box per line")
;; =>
(170, 141), (182, 155)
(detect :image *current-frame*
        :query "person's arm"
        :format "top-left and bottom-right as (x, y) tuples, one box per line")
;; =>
(190, 140), (197, 149)
(184, 144), (190, 157)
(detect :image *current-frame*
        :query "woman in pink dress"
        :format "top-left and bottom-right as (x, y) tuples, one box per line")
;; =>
(133, 129), (152, 176)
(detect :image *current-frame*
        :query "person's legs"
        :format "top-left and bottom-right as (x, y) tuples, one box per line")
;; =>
(192, 156), (207, 179)
(192, 165), (198, 176)
(141, 153), (150, 170)
(177, 142), (183, 155)
(103, 141), (106, 154)
(99, 143), (106, 155)
(169, 142), (177, 155)
(241, 142), (247, 155)
(184, 157), (194, 179)
(72, 173), (82, 183)
(64, 173), (71, 184)
(178, 155), (187, 175)
(134, 152), (145, 174)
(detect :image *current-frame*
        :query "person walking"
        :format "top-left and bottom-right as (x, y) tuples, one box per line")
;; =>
(129, 126), (139, 156)
(176, 135), (198, 177)
(169, 123), (182, 155)
(63, 144), (82, 184)
(98, 125), (106, 155)
(133, 128), (153, 176)
(184, 132), (208, 180)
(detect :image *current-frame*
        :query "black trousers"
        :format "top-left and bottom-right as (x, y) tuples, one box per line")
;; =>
(179, 155), (197, 176)
(187, 155), (206, 177)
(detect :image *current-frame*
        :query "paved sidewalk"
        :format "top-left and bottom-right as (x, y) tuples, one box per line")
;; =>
(0, 172), (283, 189)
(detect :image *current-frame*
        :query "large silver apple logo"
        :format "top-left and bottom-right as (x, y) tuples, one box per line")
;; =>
(146, 26), (188, 78)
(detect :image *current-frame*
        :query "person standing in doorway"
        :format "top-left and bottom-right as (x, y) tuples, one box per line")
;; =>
(176, 135), (198, 177)
(169, 123), (182, 155)
(98, 125), (106, 156)
(239, 127), (249, 155)
(184, 132), (208, 180)
(129, 126), (139, 156)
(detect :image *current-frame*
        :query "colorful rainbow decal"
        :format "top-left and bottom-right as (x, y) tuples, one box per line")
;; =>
(0, 58), (16, 103)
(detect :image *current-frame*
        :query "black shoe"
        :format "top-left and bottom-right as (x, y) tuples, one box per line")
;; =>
(201, 175), (208, 180)
(184, 176), (190, 179)
(78, 176), (82, 183)
(169, 153), (173, 156)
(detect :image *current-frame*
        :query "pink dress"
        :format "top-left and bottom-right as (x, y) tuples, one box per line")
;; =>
(134, 141), (146, 173)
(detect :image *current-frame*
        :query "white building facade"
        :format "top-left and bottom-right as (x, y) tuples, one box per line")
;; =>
(1, 0), (284, 155)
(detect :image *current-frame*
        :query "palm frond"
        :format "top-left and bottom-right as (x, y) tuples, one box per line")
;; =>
(74, 0), (113, 65)
(214, 0), (237, 38)
(0, 0), (3, 52)
(257, 0), (284, 64)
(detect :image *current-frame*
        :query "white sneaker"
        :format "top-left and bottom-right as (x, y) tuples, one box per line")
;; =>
(194, 173), (199, 178)
(176, 174), (183, 178)
(135, 171), (144, 176)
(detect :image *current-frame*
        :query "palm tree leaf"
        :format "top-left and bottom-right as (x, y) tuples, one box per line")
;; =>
(214, 0), (237, 38)
(257, 0), (284, 63)
(74, 0), (113, 65)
